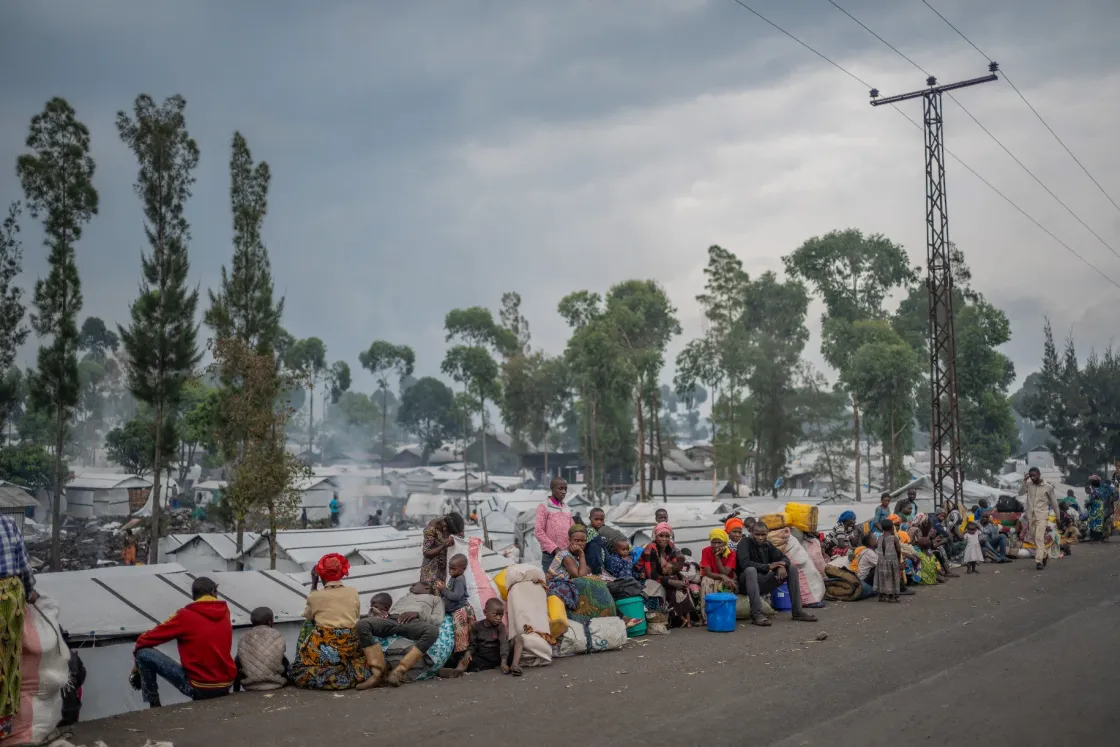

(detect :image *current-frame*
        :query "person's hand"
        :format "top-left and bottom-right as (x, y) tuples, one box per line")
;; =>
(775, 566), (788, 582)
(444, 536), (456, 549)
(396, 611), (419, 624)
(571, 546), (584, 557)
(432, 580), (446, 594)
(27, 590), (39, 604)
(501, 662), (510, 675)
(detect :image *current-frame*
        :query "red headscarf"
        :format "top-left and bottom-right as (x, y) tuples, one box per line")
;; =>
(315, 553), (350, 583)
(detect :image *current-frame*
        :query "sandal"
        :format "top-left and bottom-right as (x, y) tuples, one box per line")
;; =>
(751, 616), (772, 627)
(510, 666), (523, 677)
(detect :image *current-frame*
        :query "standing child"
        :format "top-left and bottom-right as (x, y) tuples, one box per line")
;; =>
(441, 555), (477, 667)
(874, 518), (902, 603)
(234, 607), (289, 692)
(963, 521), (984, 573)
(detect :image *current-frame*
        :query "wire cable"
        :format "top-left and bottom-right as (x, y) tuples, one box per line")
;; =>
(723, 0), (1120, 290)
(920, 0), (1120, 215)
(826, 0), (1120, 262)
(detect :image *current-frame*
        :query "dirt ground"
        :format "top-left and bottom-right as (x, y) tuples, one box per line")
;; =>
(70, 542), (1120, 747)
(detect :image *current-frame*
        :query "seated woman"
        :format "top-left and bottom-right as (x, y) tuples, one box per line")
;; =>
(724, 517), (746, 547)
(698, 528), (738, 620)
(546, 525), (618, 621)
(824, 511), (861, 556)
(290, 554), (371, 690)
(911, 515), (959, 577)
(639, 522), (698, 628)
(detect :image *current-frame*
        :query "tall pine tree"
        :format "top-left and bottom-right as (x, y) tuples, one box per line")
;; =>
(116, 94), (202, 563)
(204, 132), (283, 352)
(16, 98), (99, 570)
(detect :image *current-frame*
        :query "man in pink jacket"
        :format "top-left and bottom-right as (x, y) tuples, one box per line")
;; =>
(534, 478), (573, 572)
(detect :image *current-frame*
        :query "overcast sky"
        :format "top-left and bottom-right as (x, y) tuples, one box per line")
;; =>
(1, 0), (1118, 398)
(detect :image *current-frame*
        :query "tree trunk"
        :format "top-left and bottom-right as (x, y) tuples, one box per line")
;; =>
(866, 436), (872, 490)
(647, 407), (655, 499)
(381, 386), (388, 481)
(543, 442), (550, 481)
(853, 399), (862, 502)
(307, 381), (315, 464)
(50, 405), (64, 571)
(654, 398), (668, 503)
(148, 407), (164, 564)
(709, 383), (719, 494)
(268, 500), (278, 570)
(590, 399), (599, 504)
(635, 389), (646, 501)
(480, 403), (489, 486)
(580, 394), (589, 492)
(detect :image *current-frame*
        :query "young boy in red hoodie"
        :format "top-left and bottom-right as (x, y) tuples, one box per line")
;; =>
(130, 576), (237, 708)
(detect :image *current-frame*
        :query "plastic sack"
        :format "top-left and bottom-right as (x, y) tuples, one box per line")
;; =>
(4, 595), (68, 746)
(803, 536), (827, 575)
(784, 539), (825, 605)
(546, 594), (569, 638)
(554, 620), (587, 657)
(449, 536), (498, 619)
(735, 594), (775, 619)
(503, 564), (552, 667)
(784, 502), (819, 533)
(767, 527), (791, 549)
(586, 617), (627, 652)
(494, 568), (509, 600)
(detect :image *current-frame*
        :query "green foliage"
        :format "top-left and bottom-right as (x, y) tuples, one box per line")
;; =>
(105, 416), (178, 477)
(0, 367), (23, 437)
(0, 204), (30, 373)
(798, 367), (854, 493)
(0, 443), (64, 492)
(498, 292), (531, 357)
(359, 340), (415, 465)
(78, 316), (118, 360)
(17, 96), (99, 571)
(443, 306), (509, 477)
(328, 361), (351, 404)
(177, 379), (219, 482)
(398, 376), (458, 457)
(205, 132), (284, 353)
(500, 351), (571, 450)
(285, 336), (328, 455)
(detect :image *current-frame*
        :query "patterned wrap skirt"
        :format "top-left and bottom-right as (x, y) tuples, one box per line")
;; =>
(290, 623), (371, 690)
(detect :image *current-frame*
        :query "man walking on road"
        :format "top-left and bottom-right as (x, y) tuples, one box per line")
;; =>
(1019, 467), (1061, 571)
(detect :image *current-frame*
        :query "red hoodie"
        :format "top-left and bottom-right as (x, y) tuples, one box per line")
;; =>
(134, 596), (237, 690)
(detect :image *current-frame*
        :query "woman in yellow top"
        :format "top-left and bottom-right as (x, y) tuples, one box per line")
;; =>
(290, 553), (372, 690)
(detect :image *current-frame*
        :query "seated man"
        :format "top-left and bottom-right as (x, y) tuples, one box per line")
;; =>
(978, 514), (1010, 563)
(355, 585), (444, 689)
(735, 523), (818, 626)
(130, 577), (237, 708)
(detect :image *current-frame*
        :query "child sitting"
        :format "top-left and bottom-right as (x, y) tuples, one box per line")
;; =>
(443, 598), (524, 678)
(234, 607), (289, 692)
(678, 548), (702, 601)
(442, 554), (470, 613)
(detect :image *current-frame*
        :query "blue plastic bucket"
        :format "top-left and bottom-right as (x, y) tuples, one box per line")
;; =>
(705, 592), (737, 632)
(616, 596), (647, 637)
(771, 583), (792, 611)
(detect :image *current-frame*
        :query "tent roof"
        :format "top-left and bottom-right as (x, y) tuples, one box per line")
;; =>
(0, 485), (37, 508)
(67, 473), (151, 490)
(167, 532), (261, 561)
(34, 563), (309, 641)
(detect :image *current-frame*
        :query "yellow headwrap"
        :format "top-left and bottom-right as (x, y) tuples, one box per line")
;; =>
(709, 528), (731, 557)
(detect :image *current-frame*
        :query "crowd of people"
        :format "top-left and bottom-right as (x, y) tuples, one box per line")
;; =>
(1, 466), (1117, 736)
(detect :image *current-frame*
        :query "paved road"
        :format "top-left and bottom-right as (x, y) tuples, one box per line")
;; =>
(73, 544), (1120, 747)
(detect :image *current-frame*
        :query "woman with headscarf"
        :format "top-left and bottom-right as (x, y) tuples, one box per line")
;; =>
(290, 554), (372, 690)
(421, 512), (466, 585)
(639, 522), (697, 627)
(1086, 477), (1108, 541)
(909, 514), (958, 578)
(698, 528), (738, 620)
(724, 517), (746, 547)
(546, 524), (617, 620)
(826, 511), (861, 555)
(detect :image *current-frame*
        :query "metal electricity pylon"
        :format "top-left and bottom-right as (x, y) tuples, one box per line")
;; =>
(869, 63), (999, 510)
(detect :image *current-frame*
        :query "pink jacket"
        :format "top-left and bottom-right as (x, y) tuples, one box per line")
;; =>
(534, 501), (573, 555)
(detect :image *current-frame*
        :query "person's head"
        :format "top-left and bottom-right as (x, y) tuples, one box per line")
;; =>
(612, 536), (631, 557)
(250, 607), (274, 627)
(725, 517), (745, 543)
(680, 547), (693, 559)
(935, 509), (947, 522)
(375, 509), (382, 516)
(1066, 489), (1075, 498)
(980, 513), (991, 525)
(1028, 467), (1042, 484)
(443, 512), (466, 537)
(448, 554), (468, 578)
(483, 597), (505, 625)
(879, 518), (894, 534)
(743, 516), (757, 531)
(880, 493), (891, 507)
(315, 553), (350, 584)
(1089, 474), (1102, 488)
(978, 498), (990, 509)
(409, 581), (433, 595)
(589, 507), (606, 529)
(709, 527), (730, 556)
(550, 477), (568, 502)
(192, 576), (218, 600)
(966, 521), (978, 533)
(838, 510), (856, 529)
(751, 522), (769, 544)
(654, 508), (669, 524)
(568, 524), (588, 552)
(888, 513), (901, 528)
(653, 522), (673, 548)
(370, 593), (393, 615)
(907, 488), (917, 501)
(898, 530), (910, 545)
(863, 531), (879, 550)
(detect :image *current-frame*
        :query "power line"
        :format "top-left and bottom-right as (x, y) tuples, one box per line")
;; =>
(722, 0), (1120, 290)
(826, 0), (1120, 262)
(920, 0), (1120, 215)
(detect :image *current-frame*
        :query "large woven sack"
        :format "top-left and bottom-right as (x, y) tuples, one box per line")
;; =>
(4, 595), (68, 746)
(735, 594), (775, 619)
(823, 565), (862, 601)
